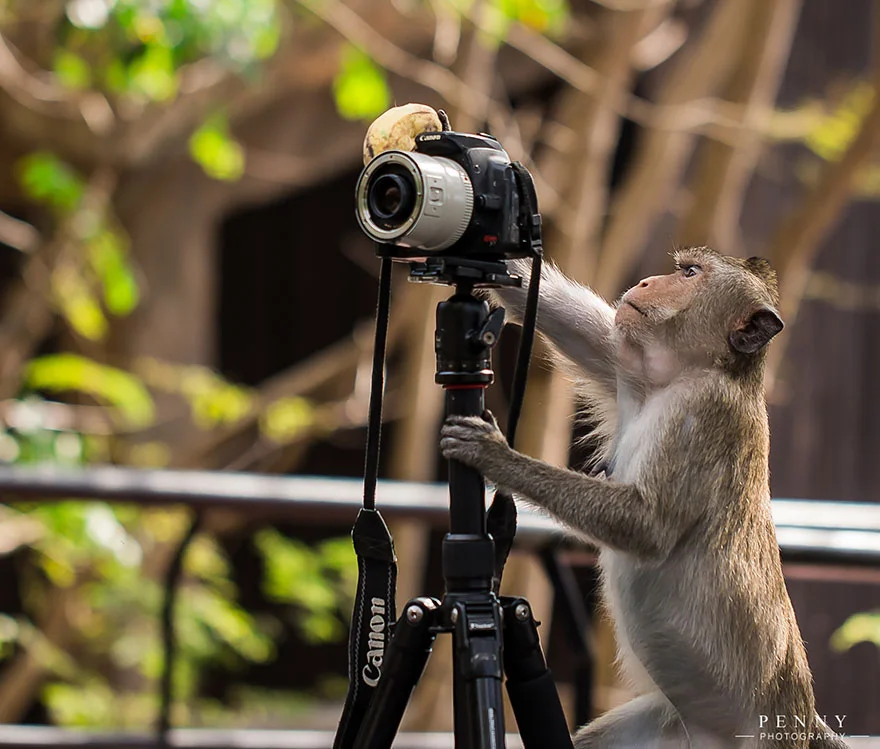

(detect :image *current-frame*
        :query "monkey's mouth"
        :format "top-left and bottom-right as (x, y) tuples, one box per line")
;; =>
(625, 300), (647, 316)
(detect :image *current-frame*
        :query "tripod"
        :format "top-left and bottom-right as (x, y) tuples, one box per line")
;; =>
(345, 258), (574, 749)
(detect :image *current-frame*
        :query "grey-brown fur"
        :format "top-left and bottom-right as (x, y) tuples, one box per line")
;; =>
(440, 249), (848, 748)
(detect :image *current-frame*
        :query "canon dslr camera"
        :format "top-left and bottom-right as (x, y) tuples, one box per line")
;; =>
(355, 130), (539, 262)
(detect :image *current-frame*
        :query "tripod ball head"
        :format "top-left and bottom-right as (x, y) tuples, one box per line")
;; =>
(435, 291), (504, 386)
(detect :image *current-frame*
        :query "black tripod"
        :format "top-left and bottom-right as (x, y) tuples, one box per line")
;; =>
(338, 257), (574, 749)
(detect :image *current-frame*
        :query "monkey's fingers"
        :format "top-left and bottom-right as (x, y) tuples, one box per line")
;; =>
(444, 415), (497, 434)
(440, 425), (484, 442)
(441, 425), (497, 447)
(481, 409), (501, 431)
(439, 437), (479, 463)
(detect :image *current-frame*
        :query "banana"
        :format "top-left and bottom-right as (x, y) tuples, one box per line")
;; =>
(362, 103), (444, 165)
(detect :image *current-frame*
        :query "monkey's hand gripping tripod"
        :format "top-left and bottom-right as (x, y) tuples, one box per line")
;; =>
(333, 255), (574, 749)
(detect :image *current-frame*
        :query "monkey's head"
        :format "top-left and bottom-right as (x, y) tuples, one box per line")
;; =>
(613, 247), (783, 385)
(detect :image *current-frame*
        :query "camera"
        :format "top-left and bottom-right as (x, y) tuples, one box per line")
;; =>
(355, 130), (536, 260)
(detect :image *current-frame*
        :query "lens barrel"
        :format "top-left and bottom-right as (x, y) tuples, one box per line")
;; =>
(356, 151), (474, 252)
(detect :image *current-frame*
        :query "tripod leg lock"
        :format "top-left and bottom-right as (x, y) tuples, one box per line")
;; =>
(501, 596), (575, 749)
(501, 596), (547, 682)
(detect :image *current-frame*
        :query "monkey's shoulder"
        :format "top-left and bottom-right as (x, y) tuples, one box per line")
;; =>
(661, 377), (767, 441)
(614, 378), (769, 488)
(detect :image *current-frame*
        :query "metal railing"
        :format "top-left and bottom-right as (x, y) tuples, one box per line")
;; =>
(0, 464), (879, 749)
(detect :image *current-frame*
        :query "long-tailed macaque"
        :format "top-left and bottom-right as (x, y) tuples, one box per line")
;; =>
(440, 248), (848, 748)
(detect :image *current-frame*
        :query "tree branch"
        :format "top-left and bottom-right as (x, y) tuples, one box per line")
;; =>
(0, 586), (76, 722)
(0, 32), (114, 134)
(0, 169), (117, 399)
(297, 0), (492, 124)
(0, 210), (40, 253)
(676, 0), (802, 250)
(594, 0), (759, 297)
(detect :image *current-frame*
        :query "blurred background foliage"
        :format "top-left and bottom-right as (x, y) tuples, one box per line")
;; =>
(0, 0), (363, 727)
(0, 0), (877, 735)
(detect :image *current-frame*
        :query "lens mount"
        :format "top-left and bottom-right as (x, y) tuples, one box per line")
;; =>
(357, 152), (425, 242)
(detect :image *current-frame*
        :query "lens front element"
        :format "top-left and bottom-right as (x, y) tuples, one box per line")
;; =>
(367, 171), (415, 229)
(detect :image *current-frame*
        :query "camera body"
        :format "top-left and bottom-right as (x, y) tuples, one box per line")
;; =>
(355, 131), (535, 260)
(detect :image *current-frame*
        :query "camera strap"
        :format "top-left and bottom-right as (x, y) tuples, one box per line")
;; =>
(487, 161), (543, 590)
(334, 257), (397, 749)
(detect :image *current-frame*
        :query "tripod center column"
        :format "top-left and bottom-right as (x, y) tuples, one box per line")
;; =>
(436, 286), (500, 591)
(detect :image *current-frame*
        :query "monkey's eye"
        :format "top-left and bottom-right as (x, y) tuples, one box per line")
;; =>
(681, 264), (701, 278)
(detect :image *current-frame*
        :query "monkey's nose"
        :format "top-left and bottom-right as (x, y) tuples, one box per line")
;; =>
(637, 278), (651, 288)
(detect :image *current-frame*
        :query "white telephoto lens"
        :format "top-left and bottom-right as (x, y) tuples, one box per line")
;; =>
(356, 150), (474, 252)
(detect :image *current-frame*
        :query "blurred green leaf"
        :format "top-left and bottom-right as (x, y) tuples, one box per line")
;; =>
(44, 681), (117, 727)
(186, 587), (275, 662)
(25, 354), (155, 428)
(256, 529), (335, 609)
(87, 228), (140, 315)
(260, 396), (314, 443)
(496, 0), (568, 32)
(253, 22), (281, 60)
(180, 365), (253, 427)
(0, 614), (19, 660)
(54, 51), (92, 90)
(189, 114), (245, 182)
(47, 0), (284, 107)
(333, 46), (391, 122)
(184, 535), (233, 588)
(831, 611), (880, 652)
(17, 153), (84, 213)
(804, 81), (875, 162)
(52, 265), (109, 341)
(128, 44), (178, 101)
(103, 59), (130, 94)
(254, 529), (354, 644)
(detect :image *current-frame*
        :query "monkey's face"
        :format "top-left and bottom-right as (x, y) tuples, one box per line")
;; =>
(612, 261), (706, 383)
(613, 248), (784, 383)
(616, 265), (701, 326)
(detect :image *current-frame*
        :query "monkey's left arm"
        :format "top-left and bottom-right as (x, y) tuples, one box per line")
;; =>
(440, 414), (680, 559)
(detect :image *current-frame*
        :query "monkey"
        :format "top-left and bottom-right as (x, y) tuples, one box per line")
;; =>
(439, 248), (848, 748)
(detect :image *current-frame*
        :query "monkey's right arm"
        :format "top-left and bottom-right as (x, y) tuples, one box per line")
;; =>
(441, 414), (687, 559)
(492, 259), (618, 391)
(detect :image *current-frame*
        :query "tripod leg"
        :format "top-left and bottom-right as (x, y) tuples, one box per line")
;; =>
(502, 597), (575, 749)
(449, 597), (507, 749)
(353, 598), (439, 749)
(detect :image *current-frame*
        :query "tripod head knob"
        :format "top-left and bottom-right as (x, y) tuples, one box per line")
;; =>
(474, 308), (505, 347)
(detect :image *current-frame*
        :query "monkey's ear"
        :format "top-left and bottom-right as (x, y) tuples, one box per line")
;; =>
(729, 307), (784, 354)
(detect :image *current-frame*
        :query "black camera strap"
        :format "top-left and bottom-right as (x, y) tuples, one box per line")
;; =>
(334, 257), (397, 749)
(487, 161), (543, 590)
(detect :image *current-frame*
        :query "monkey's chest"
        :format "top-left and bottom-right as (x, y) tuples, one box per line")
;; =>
(608, 396), (684, 482)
